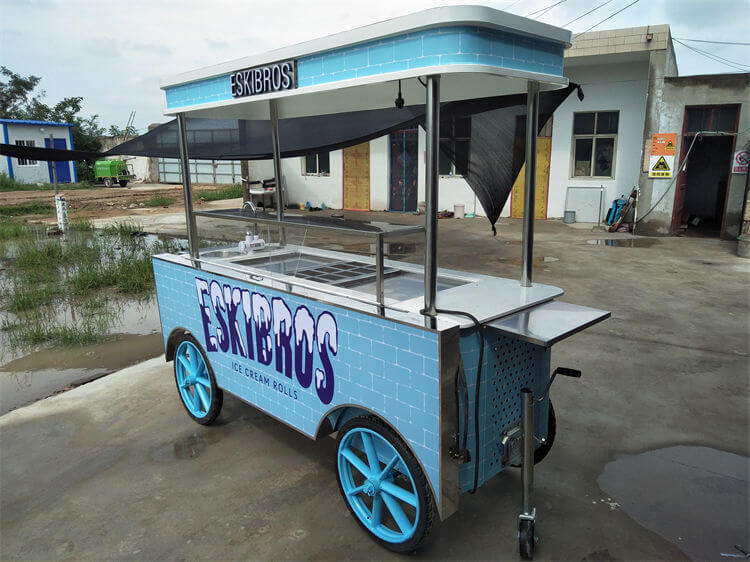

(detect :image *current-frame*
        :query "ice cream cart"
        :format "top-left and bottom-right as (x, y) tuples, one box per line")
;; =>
(153, 6), (609, 557)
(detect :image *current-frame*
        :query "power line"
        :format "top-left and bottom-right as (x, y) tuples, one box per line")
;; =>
(575, 0), (641, 35)
(673, 38), (750, 72)
(564, 0), (617, 26)
(525, 0), (567, 18)
(673, 37), (750, 46)
(534, 0), (567, 19)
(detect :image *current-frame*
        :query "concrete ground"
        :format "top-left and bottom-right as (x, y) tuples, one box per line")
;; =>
(1, 213), (748, 560)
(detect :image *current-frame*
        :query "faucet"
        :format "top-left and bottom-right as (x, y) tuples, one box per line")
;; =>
(243, 200), (257, 216)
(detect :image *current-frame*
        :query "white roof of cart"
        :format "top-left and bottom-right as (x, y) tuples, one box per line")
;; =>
(160, 5), (571, 119)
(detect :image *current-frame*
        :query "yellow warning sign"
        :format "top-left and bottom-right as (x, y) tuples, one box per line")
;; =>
(648, 153), (674, 178)
(652, 156), (670, 170)
(665, 140), (675, 151)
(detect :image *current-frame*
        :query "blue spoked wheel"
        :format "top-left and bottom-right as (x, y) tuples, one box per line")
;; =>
(173, 336), (222, 425)
(336, 416), (435, 553)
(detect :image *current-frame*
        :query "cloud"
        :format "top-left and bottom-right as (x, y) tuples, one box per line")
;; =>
(1, 0), (746, 131)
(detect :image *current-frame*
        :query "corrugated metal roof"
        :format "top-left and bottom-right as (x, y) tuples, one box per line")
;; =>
(0, 118), (74, 127)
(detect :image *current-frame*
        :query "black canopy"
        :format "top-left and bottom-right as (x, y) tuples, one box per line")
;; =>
(1, 84), (582, 229)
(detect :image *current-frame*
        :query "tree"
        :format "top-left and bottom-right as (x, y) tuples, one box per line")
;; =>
(107, 124), (138, 140)
(0, 67), (42, 117)
(0, 66), (110, 153)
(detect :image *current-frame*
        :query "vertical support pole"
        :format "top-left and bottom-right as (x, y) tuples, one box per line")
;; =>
(521, 388), (534, 516)
(177, 113), (199, 259)
(424, 75), (440, 326)
(521, 81), (539, 287)
(375, 234), (385, 316)
(269, 99), (286, 245)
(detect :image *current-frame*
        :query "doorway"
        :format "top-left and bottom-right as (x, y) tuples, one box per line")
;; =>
(343, 142), (370, 211)
(388, 129), (418, 212)
(44, 137), (71, 183)
(671, 105), (739, 236)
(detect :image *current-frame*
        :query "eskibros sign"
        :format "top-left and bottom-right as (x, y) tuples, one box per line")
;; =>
(230, 60), (296, 98)
(194, 277), (337, 405)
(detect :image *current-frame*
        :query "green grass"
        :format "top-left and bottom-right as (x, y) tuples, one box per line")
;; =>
(0, 218), (36, 240)
(69, 218), (93, 231)
(0, 173), (93, 193)
(197, 184), (243, 201)
(0, 201), (54, 217)
(0, 224), (178, 351)
(100, 220), (143, 237)
(6, 284), (58, 313)
(144, 193), (177, 207)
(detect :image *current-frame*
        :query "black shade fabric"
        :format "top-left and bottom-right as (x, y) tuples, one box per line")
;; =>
(0, 84), (581, 230)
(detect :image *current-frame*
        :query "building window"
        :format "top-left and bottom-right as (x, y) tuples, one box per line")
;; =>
(302, 152), (330, 176)
(439, 117), (471, 177)
(685, 106), (738, 133)
(14, 140), (37, 166)
(571, 111), (618, 178)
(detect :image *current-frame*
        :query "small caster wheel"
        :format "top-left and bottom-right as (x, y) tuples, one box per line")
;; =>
(518, 519), (535, 560)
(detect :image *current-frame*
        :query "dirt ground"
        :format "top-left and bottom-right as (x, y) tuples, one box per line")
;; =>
(0, 182), (229, 221)
(1, 205), (747, 560)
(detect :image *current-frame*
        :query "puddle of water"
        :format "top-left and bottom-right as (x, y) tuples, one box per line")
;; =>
(0, 332), (164, 415)
(151, 429), (227, 462)
(586, 238), (659, 248)
(597, 446), (749, 560)
(0, 227), (183, 414)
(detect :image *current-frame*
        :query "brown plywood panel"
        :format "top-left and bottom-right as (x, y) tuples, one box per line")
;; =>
(343, 142), (370, 211)
(511, 137), (552, 219)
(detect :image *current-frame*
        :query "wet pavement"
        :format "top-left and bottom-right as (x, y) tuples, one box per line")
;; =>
(0, 214), (748, 559)
(599, 446), (749, 560)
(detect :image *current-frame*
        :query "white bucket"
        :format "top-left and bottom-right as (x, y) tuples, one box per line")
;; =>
(454, 203), (465, 219)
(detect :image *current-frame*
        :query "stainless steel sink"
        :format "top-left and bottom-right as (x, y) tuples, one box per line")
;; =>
(203, 248), (242, 258)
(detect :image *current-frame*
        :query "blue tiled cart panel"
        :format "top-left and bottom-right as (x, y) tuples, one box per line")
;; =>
(165, 25), (564, 109)
(153, 258), (443, 501)
(458, 327), (550, 492)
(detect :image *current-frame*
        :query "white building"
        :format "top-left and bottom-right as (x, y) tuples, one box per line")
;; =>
(0, 119), (78, 184)
(242, 24), (747, 239)
(242, 26), (670, 223)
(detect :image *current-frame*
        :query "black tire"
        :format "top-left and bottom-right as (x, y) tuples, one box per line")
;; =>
(519, 519), (535, 559)
(119, 180), (128, 187)
(104, 177), (113, 188)
(173, 332), (223, 425)
(336, 416), (436, 553)
(533, 400), (556, 465)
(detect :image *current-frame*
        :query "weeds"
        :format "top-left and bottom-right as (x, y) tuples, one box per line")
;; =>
(69, 218), (93, 231)
(144, 193), (176, 207)
(0, 219), (36, 240)
(197, 184), (243, 201)
(100, 220), (143, 237)
(0, 223), (179, 350)
(0, 201), (54, 217)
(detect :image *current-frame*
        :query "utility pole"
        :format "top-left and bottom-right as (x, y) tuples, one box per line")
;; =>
(49, 133), (68, 232)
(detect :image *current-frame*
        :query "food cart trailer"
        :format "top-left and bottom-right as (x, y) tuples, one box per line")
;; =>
(153, 6), (609, 557)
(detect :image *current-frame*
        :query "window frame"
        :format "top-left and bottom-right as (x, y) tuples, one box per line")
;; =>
(439, 117), (471, 178)
(569, 111), (619, 179)
(301, 152), (330, 176)
(14, 140), (38, 166)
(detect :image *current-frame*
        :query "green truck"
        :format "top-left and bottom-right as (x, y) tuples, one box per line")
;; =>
(94, 159), (135, 187)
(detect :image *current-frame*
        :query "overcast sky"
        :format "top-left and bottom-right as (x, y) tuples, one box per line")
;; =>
(1, 0), (747, 132)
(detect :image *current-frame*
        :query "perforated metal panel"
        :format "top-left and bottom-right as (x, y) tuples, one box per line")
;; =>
(457, 326), (550, 492)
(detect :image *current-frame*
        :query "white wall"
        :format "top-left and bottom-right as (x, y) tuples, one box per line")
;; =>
(4, 123), (76, 184)
(548, 61), (649, 221)
(252, 59), (649, 220)
(276, 131), (486, 216)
